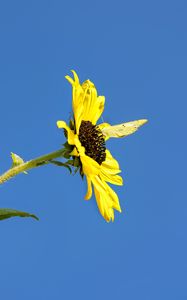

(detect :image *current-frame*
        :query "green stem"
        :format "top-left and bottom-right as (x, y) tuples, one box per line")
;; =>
(0, 148), (65, 184)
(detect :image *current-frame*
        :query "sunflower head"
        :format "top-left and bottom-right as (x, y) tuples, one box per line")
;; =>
(78, 121), (106, 165)
(57, 70), (147, 222)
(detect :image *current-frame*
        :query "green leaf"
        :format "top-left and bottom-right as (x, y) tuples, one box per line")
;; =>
(49, 160), (72, 173)
(11, 152), (28, 174)
(0, 208), (39, 221)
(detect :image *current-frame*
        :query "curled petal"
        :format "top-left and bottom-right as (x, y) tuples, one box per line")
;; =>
(65, 70), (80, 86)
(57, 121), (75, 145)
(71, 70), (80, 85)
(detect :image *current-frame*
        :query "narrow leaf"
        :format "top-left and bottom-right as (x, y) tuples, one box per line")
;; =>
(49, 160), (72, 173)
(0, 208), (39, 221)
(65, 159), (74, 166)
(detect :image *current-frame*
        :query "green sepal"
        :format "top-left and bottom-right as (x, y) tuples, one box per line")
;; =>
(63, 152), (71, 159)
(79, 167), (84, 179)
(74, 166), (80, 175)
(49, 160), (72, 173)
(61, 142), (74, 159)
(63, 142), (74, 151)
(73, 157), (80, 167)
(0, 208), (39, 221)
(11, 152), (28, 174)
(65, 157), (81, 175)
(65, 157), (79, 167)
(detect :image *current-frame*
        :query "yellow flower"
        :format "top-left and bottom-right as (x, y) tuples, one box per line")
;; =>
(57, 71), (147, 222)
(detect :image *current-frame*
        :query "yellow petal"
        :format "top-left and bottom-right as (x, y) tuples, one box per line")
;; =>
(81, 155), (100, 176)
(100, 150), (123, 185)
(65, 70), (80, 86)
(104, 182), (122, 212)
(80, 80), (98, 122)
(65, 75), (74, 85)
(56, 120), (75, 145)
(81, 85), (105, 125)
(92, 96), (105, 124)
(100, 171), (123, 186)
(65, 71), (106, 133)
(70, 147), (79, 157)
(85, 176), (93, 200)
(92, 176), (121, 222)
(98, 122), (110, 131)
(71, 70), (80, 85)
(101, 150), (121, 174)
(98, 122), (111, 140)
(94, 187), (113, 222)
(65, 71), (84, 133)
(94, 188), (105, 218)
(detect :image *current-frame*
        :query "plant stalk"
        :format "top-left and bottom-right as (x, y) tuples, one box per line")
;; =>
(0, 148), (65, 184)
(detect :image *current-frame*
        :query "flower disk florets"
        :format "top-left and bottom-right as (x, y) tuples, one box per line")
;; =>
(79, 121), (106, 165)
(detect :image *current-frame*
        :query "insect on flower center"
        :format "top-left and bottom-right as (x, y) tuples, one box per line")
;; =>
(79, 121), (106, 165)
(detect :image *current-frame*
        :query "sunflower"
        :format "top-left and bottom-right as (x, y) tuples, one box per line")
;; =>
(57, 71), (147, 222)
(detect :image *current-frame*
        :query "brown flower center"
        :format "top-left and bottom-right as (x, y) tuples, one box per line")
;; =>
(79, 121), (106, 165)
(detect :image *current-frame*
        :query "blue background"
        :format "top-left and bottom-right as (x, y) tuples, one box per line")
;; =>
(0, 0), (186, 299)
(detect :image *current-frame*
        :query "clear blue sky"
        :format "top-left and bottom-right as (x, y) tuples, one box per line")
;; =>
(0, 0), (186, 299)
